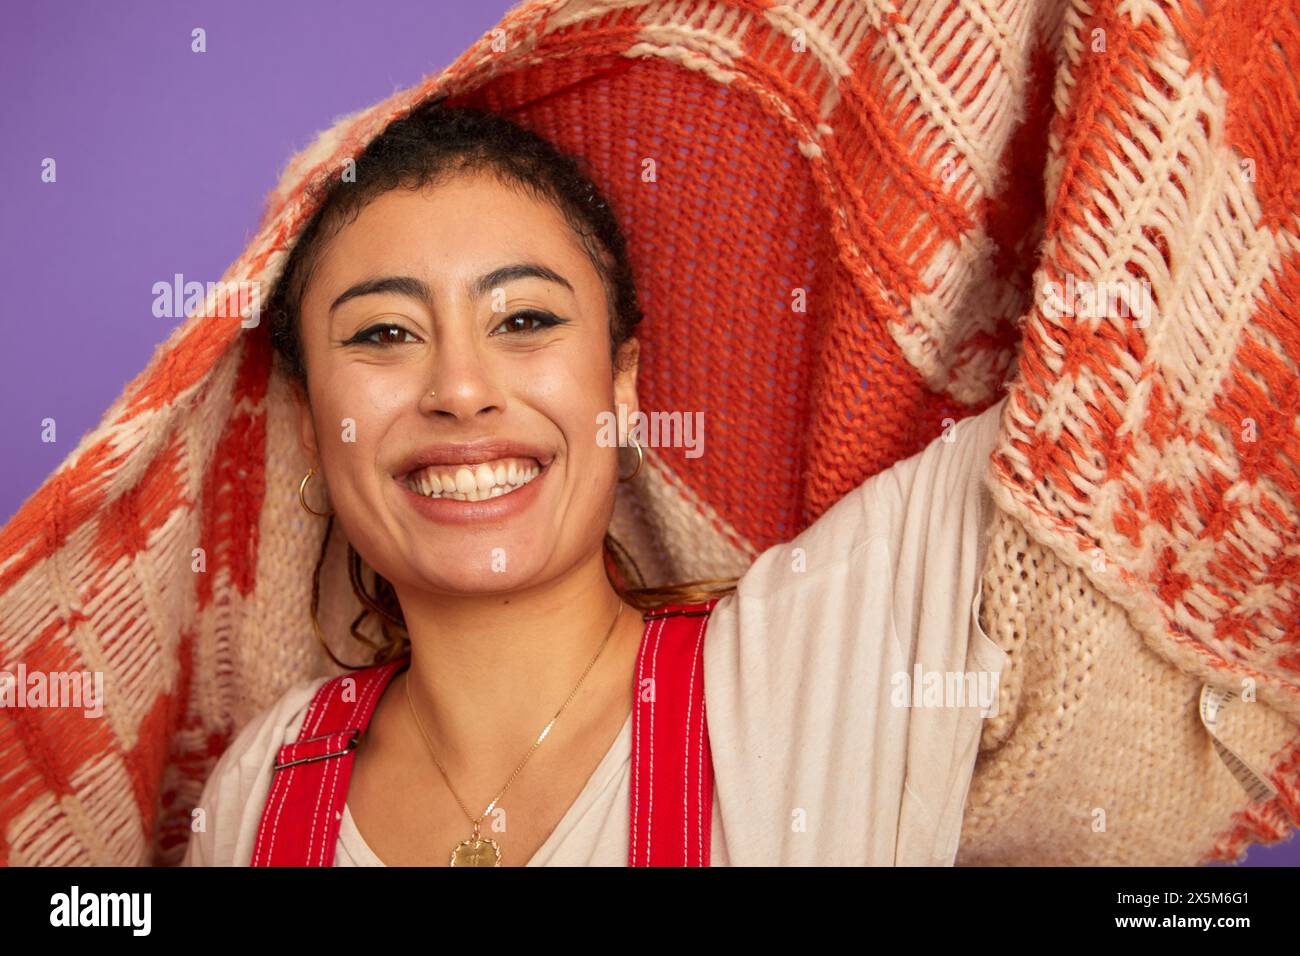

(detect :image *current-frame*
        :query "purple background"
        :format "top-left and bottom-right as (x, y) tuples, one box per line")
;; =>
(1, 1), (1295, 866)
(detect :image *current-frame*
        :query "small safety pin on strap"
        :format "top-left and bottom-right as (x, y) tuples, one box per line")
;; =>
(272, 728), (360, 771)
(1198, 684), (1278, 803)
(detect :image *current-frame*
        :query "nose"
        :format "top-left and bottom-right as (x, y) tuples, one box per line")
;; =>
(417, 324), (505, 420)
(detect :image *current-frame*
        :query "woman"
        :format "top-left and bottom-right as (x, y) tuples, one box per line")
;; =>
(5, 0), (1295, 868)
(181, 102), (1007, 866)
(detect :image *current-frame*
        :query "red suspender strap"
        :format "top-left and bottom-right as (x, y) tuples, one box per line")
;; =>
(250, 657), (409, 867)
(629, 598), (719, 867)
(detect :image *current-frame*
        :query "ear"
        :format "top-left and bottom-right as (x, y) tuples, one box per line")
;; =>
(613, 336), (640, 422)
(290, 377), (320, 464)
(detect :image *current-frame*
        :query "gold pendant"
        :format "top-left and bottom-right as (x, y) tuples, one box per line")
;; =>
(450, 835), (501, 867)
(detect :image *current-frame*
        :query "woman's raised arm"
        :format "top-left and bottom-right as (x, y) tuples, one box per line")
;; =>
(699, 395), (1007, 864)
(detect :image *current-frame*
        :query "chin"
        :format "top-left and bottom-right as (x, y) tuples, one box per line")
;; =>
(413, 557), (543, 595)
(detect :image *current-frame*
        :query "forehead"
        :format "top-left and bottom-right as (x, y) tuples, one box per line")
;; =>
(309, 170), (594, 292)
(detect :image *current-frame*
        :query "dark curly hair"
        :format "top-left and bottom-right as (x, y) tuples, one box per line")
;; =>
(268, 99), (642, 383)
(265, 99), (738, 669)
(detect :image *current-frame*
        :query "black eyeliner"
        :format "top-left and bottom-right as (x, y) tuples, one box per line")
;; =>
(339, 311), (569, 347)
(493, 309), (569, 334)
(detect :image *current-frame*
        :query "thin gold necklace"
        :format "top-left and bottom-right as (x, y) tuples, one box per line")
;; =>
(403, 599), (625, 866)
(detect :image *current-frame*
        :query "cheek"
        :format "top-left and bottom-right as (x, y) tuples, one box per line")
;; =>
(309, 369), (403, 486)
(528, 349), (615, 453)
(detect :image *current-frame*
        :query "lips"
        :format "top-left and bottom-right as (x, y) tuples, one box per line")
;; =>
(395, 453), (552, 525)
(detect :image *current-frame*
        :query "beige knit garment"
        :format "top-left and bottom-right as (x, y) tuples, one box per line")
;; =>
(182, 397), (1007, 865)
(958, 511), (1300, 866)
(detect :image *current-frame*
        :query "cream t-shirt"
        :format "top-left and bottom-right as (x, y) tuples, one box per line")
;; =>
(182, 396), (1009, 866)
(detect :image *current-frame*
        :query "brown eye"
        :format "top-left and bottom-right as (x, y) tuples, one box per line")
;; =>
(349, 323), (417, 346)
(491, 310), (563, 336)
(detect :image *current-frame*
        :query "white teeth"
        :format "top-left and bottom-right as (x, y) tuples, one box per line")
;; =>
(406, 457), (543, 501)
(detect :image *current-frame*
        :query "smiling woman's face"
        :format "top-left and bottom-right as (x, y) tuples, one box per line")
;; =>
(292, 168), (639, 598)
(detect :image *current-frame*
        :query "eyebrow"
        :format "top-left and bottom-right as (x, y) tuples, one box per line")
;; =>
(328, 262), (575, 315)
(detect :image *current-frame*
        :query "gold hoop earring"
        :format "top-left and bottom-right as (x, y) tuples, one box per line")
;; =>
(299, 467), (334, 517)
(618, 436), (644, 483)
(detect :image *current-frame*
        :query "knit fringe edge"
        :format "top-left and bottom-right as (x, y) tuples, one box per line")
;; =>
(1200, 738), (1300, 864)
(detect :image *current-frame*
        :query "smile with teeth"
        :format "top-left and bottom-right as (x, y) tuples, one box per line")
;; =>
(404, 456), (543, 502)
